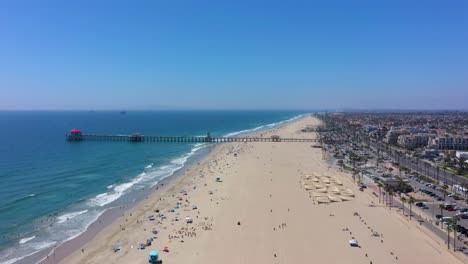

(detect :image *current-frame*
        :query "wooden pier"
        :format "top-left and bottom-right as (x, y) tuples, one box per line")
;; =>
(66, 130), (317, 143)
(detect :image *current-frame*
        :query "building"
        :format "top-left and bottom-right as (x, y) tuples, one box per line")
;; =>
(429, 136), (468, 150)
(384, 128), (409, 145)
(397, 134), (433, 149)
(420, 149), (440, 159)
(369, 127), (388, 140)
(67, 128), (83, 141)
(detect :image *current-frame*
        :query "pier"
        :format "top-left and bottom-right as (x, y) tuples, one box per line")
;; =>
(66, 129), (317, 143)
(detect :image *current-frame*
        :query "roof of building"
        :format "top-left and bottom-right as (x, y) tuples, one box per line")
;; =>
(70, 128), (81, 133)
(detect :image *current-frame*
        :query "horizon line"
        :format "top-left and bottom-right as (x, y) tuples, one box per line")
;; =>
(1, 108), (468, 112)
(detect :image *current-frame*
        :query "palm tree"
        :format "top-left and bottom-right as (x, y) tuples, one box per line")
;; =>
(352, 169), (357, 183)
(446, 221), (453, 250)
(383, 186), (390, 206)
(442, 185), (449, 200)
(399, 196), (407, 215)
(452, 216), (460, 251)
(408, 196), (415, 219)
(457, 157), (466, 176)
(416, 157), (420, 173)
(438, 204), (445, 228)
(377, 182), (383, 203)
(388, 189), (394, 209)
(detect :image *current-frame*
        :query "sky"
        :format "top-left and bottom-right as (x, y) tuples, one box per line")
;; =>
(0, 0), (467, 110)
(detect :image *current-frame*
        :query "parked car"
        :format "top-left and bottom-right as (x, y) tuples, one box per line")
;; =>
(458, 213), (468, 219)
(441, 217), (453, 223)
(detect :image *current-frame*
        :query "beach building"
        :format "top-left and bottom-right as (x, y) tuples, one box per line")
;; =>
(397, 134), (433, 149)
(384, 128), (409, 145)
(428, 135), (468, 150)
(67, 128), (83, 141)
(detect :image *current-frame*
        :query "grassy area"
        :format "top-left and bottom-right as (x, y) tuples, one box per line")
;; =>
(437, 165), (468, 178)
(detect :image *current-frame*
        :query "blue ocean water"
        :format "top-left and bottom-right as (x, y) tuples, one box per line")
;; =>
(0, 110), (308, 263)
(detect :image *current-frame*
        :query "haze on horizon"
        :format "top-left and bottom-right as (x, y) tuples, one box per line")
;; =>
(1, 1), (467, 111)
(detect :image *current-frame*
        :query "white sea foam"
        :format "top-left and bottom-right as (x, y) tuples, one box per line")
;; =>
(0, 114), (306, 264)
(61, 209), (106, 243)
(0, 241), (56, 264)
(18, 236), (35, 244)
(30, 241), (56, 251)
(224, 125), (264, 138)
(1, 256), (22, 264)
(223, 114), (304, 138)
(57, 210), (88, 224)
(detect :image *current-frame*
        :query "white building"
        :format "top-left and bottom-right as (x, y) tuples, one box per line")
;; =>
(397, 134), (433, 149)
(384, 129), (409, 145)
(429, 136), (468, 150)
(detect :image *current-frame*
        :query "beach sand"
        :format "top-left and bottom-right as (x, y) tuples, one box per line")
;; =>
(56, 116), (464, 264)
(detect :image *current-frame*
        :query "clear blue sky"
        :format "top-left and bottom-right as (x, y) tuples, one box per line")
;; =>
(1, 0), (467, 110)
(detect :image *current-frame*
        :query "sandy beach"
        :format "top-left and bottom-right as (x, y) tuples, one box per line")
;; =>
(54, 116), (465, 264)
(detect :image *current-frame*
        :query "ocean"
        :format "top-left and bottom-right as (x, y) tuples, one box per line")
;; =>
(0, 110), (308, 264)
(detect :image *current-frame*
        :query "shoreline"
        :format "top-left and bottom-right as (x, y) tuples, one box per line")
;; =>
(21, 114), (463, 264)
(16, 145), (212, 264)
(13, 115), (305, 264)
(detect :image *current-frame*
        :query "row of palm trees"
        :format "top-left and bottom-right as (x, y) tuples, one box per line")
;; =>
(378, 184), (461, 252)
(436, 204), (462, 251)
(376, 182), (414, 214)
(399, 195), (415, 220)
(444, 216), (461, 251)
